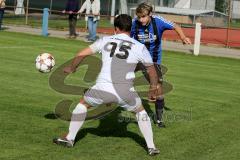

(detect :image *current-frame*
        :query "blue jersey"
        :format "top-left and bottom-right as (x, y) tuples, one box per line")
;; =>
(131, 15), (174, 64)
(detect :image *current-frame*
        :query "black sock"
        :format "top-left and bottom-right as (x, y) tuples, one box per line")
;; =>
(155, 99), (164, 123)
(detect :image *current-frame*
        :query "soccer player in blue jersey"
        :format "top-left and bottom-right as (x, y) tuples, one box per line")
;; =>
(131, 2), (192, 128)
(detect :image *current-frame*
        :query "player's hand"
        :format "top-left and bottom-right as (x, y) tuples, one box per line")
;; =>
(148, 86), (158, 102)
(182, 37), (192, 45)
(62, 10), (66, 14)
(63, 66), (75, 74)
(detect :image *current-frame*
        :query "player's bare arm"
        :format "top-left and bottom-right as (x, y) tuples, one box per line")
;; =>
(63, 47), (94, 73)
(146, 65), (159, 102)
(173, 23), (192, 45)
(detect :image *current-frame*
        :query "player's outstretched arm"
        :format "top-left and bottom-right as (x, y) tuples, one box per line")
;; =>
(63, 47), (94, 73)
(146, 65), (159, 102)
(173, 24), (192, 45)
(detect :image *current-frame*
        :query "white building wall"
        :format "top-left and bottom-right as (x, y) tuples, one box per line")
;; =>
(175, 0), (191, 8)
(190, 0), (215, 10)
(232, 0), (240, 19)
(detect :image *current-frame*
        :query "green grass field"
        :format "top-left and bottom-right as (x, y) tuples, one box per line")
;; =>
(0, 31), (240, 160)
(231, 20), (240, 28)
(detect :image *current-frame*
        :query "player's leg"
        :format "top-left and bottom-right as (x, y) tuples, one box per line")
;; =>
(53, 99), (90, 147)
(66, 99), (89, 141)
(135, 106), (160, 156)
(154, 64), (166, 128)
(155, 86), (165, 127)
(137, 64), (166, 127)
(120, 92), (159, 156)
(53, 83), (119, 147)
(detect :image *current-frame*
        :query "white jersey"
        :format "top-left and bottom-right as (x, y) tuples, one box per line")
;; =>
(89, 33), (153, 84)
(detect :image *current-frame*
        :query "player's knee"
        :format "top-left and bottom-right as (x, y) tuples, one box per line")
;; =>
(134, 106), (145, 113)
(73, 103), (88, 114)
(79, 99), (91, 109)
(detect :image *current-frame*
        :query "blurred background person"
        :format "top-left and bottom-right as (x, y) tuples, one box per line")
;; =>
(0, 0), (5, 30)
(78, 0), (100, 42)
(63, 0), (80, 38)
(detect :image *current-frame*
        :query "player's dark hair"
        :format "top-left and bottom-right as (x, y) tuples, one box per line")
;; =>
(114, 14), (132, 32)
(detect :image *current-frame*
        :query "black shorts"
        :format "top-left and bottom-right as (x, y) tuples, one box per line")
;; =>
(135, 63), (163, 84)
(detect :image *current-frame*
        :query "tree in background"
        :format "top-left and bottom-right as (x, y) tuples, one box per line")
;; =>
(215, 0), (228, 13)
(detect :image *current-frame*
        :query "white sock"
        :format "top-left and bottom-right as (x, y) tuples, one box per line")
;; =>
(136, 110), (155, 149)
(66, 103), (87, 141)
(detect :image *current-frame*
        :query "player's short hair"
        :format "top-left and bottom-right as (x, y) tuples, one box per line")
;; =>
(136, 2), (153, 17)
(114, 14), (132, 32)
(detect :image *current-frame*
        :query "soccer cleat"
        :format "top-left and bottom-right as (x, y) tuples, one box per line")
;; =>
(84, 39), (94, 43)
(148, 148), (160, 156)
(53, 137), (74, 147)
(156, 121), (166, 128)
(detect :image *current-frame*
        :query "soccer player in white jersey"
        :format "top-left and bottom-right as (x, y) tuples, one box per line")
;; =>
(53, 14), (160, 156)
